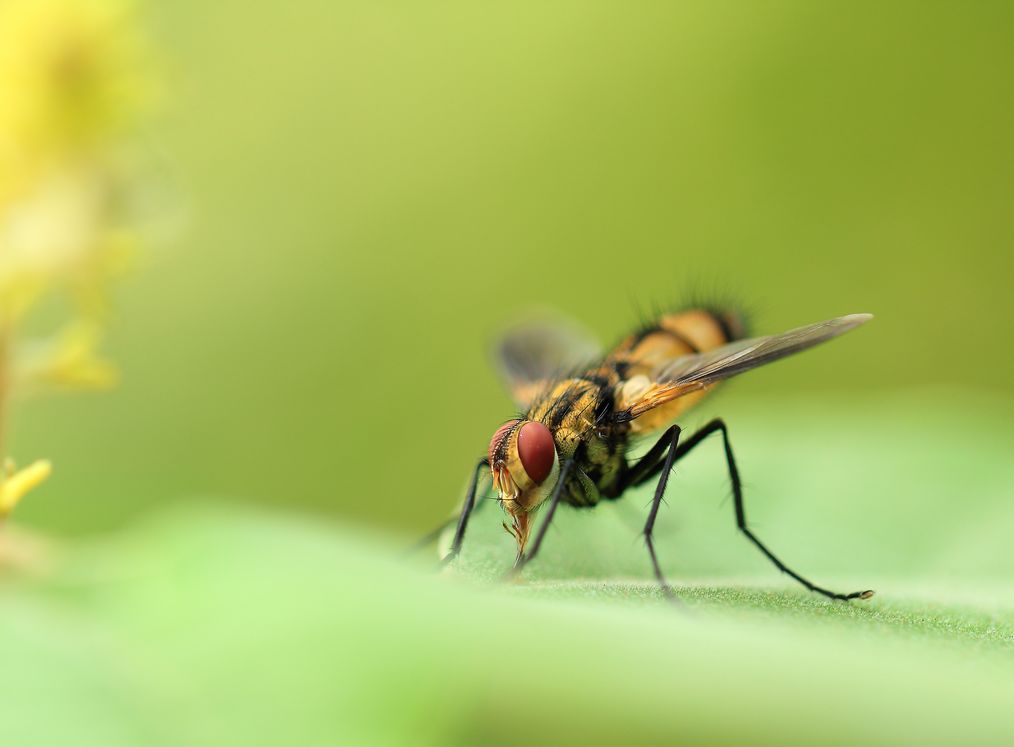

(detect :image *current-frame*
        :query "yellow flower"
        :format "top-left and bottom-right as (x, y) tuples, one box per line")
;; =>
(0, 0), (153, 206)
(0, 0), (152, 315)
(0, 164), (137, 315)
(0, 459), (52, 518)
(16, 319), (119, 390)
(0, 0), (157, 520)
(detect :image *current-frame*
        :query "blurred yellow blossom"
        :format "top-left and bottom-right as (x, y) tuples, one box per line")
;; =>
(15, 320), (119, 391)
(0, 0), (152, 203)
(0, 459), (52, 517)
(0, 0), (156, 519)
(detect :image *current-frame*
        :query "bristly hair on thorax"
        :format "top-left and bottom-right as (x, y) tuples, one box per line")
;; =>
(629, 280), (754, 345)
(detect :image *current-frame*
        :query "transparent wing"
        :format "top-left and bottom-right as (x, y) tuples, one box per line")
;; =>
(495, 314), (602, 409)
(625, 313), (872, 418)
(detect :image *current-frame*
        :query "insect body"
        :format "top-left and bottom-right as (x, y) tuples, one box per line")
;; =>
(440, 306), (874, 602)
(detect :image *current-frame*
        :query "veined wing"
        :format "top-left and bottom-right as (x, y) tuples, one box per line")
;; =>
(496, 314), (602, 409)
(622, 313), (872, 420)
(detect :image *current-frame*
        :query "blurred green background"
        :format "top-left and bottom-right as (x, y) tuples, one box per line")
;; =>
(10, 0), (1013, 538)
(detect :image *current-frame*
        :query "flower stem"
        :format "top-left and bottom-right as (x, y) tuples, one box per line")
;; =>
(0, 314), (9, 474)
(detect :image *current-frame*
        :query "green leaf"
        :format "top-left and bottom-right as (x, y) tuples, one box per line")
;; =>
(2, 393), (1014, 745)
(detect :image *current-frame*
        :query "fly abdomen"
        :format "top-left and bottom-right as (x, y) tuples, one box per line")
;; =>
(607, 306), (747, 435)
(611, 306), (748, 372)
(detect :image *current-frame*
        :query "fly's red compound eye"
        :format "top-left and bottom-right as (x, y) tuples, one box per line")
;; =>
(517, 421), (555, 484)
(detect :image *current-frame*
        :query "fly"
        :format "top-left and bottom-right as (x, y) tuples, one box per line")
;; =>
(430, 306), (875, 602)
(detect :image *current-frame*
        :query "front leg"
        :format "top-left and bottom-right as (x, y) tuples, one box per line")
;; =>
(439, 457), (489, 566)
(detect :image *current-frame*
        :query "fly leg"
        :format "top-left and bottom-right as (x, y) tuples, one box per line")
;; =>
(436, 458), (489, 566)
(626, 419), (874, 601)
(512, 459), (574, 573)
(635, 425), (683, 600)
